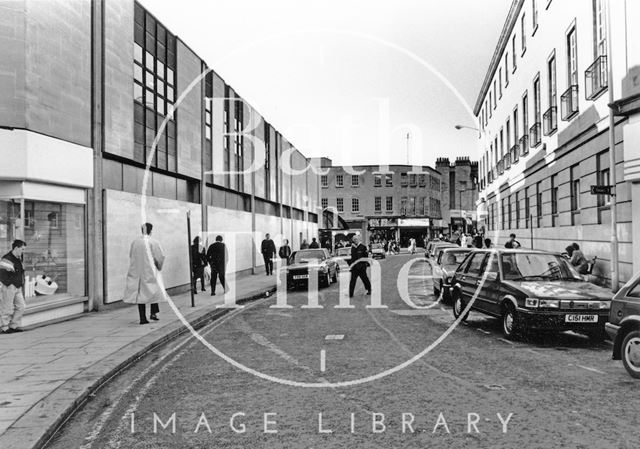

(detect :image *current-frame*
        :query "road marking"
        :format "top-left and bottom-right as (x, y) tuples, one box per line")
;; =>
(407, 275), (434, 279)
(575, 364), (605, 374)
(320, 350), (326, 372)
(325, 334), (344, 340)
(497, 338), (515, 345)
(477, 329), (491, 334)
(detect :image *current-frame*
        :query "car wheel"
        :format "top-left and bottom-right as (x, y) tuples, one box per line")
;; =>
(332, 269), (338, 283)
(502, 303), (520, 340)
(622, 330), (640, 379)
(323, 272), (331, 288)
(452, 290), (468, 321)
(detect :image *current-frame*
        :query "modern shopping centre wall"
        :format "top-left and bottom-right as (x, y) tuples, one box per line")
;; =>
(104, 189), (202, 304)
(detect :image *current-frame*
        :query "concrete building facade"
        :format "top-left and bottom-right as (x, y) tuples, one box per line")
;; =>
(0, 0), (321, 326)
(474, 0), (640, 287)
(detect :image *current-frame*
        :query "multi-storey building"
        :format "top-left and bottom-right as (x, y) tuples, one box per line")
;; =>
(320, 160), (443, 247)
(435, 157), (479, 236)
(0, 0), (321, 326)
(474, 0), (640, 287)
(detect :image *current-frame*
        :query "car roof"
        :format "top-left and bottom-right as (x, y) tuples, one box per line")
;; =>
(468, 248), (562, 256)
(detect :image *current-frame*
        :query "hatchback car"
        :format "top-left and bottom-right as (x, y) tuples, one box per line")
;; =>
(426, 242), (457, 259)
(606, 272), (640, 378)
(450, 249), (612, 340)
(285, 249), (338, 290)
(432, 247), (473, 301)
(333, 246), (352, 265)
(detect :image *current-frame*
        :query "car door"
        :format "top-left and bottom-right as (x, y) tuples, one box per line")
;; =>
(477, 252), (502, 316)
(458, 252), (487, 310)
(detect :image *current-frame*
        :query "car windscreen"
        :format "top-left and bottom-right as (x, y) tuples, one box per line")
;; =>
(292, 250), (326, 263)
(442, 250), (470, 266)
(371, 244), (383, 250)
(501, 253), (582, 281)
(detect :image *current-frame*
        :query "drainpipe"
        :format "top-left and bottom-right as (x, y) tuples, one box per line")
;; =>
(606, 0), (619, 292)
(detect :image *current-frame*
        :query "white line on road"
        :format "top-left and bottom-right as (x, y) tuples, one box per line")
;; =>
(325, 334), (344, 340)
(497, 338), (515, 345)
(320, 349), (326, 372)
(575, 364), (605, 374)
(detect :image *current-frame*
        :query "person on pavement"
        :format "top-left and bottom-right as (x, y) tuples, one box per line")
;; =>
(278, 239), (292, 264)
(505, 233), (521, 248)
(309, 238), (320, 249)
(191, 236), (207, 294)
(349, 235), (371, 298)
(207, 235), (228, 295)
(261, 233), (277, 275)
(569, 242), (589, 275)
(0, 239), (27, 334)
(300, 239), (309, 250)
(123, 223), (166, 325)
(484, 238), (493, 249)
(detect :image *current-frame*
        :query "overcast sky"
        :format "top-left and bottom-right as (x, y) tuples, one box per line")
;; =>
(140, 0), (511, 167)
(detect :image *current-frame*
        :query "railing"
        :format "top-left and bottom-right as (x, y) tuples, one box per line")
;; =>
(560, 85), (579, 120)
(543, 106), (557, 136)
(504, 152), (512, 170)
(519, 134), (529, 156)
(510, 143), (519, 164)
(529, 122), (542, 148)
(497, 159), (504, 175)
(585, 55), (608, 100)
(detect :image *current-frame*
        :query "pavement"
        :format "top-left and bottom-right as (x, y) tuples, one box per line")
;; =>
(0, 271), (278, 449)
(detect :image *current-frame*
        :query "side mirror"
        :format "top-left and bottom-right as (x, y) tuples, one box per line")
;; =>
(485, 272), (498, 282)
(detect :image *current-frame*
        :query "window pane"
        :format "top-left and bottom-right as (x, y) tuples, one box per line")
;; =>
(156, 98), (165, 115)
(134, 43), (143, 63)
(145, 13), (156, 36)
(134, 23), (144, 46)
(145, 51), (154, 71)
(145, 32), (155, 56)
(134, 63), (143, 82)
(157, 43), (166, 62)
(157, 23), (166, 45)
(157, 60), (165, 79)
(156, 79), (164, 96)
(134, 83), (143, 103)
(134, 102), (144, 124)
(145, 89), (154, 108)
(145, 70), (154, 89)
(166, 85), (174, 101)
(145, 109), (155, 129)
(166, 68), (174, 85)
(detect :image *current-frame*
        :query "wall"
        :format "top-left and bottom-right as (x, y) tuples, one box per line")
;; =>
(176, 39), (202, 179)
(104, 189), (201, 303)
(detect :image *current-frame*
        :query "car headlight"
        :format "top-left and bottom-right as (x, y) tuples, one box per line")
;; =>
(539, 299), (559, 308)
(445, 276), (452, 284)
(525, 297), (539, 308)
(598, 301), (610, 309)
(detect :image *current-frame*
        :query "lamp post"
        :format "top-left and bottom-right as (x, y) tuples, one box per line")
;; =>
(454, 124), (479, 131)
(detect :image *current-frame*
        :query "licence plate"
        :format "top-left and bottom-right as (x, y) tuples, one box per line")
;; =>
(293, 274), (309, 280)
(565, 314), (598, 323)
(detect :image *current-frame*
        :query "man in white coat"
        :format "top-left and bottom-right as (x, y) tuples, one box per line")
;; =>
(123, 223), (166, 325)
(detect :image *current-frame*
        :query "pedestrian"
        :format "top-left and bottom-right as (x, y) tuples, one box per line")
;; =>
(191, 236), (207, 294)
(207, 235), (228, 295)
(323, 239), (332, 253)
(0, 239), (27, 334)
(300, 239), (309, 250)
(460, 233), (468, 248)
(309, 237), (319, 249)
(505, 233), (521, 248)
(261, 233), (277, 275)
(123, 223), (166, 325)
(472, 234), (483, 249)
(484, 238), (493, 249)
(279, 238), (292, 264)
(349, 235), (371, 297)
(409, 238), (416, 254)
(570, 242), (589, 274)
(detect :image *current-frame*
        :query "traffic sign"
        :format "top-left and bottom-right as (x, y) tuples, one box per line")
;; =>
(590, 185), (612, 195)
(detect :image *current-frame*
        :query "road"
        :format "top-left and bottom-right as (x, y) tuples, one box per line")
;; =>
(46, 253), (639, 449)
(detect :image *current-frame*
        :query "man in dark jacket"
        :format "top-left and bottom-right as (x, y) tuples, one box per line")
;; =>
(0, 239), (27, 333)
(191, 236), (207, 294)
(261, 233), (277, 275)
(309, 238), (320, 249)
(349, 235), (371, 297)
(207, 235), (228, 295)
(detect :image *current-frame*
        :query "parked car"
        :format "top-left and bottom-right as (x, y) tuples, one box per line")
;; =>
(432, 247), (473, 301)
(606, 272), (640, 378)
(450, 249), (612, 340)
(426, 242), (457, 259)
(333, 247), (352, 265)
(285, 248), (338, 290)
(370, 243), (386, 259)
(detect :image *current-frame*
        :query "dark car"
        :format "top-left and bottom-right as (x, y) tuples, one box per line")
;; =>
(450, 249), (612, 340)
(606, 273), (640, 378)
(286, 249), (338, 290)
(432, 247), (473, 301)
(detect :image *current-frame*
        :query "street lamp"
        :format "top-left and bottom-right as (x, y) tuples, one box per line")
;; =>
(454, 125), (479, 131)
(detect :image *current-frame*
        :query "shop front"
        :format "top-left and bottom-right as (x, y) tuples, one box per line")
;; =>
(367, 217), (398, 244)
(0, 183), (89, 327)
(398, 218), (430, 248)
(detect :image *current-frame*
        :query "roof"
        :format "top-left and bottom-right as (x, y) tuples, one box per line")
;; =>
(472, 0), (524, 116)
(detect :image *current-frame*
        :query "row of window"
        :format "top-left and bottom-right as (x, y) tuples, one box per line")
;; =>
(321, 196), (442, 217)
(480, 0), (608, 191)
(322, 172), (439, 189)
(486, 152), (611, 231)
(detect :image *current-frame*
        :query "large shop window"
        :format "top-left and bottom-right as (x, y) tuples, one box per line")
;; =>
(0, 199), (86, 301)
